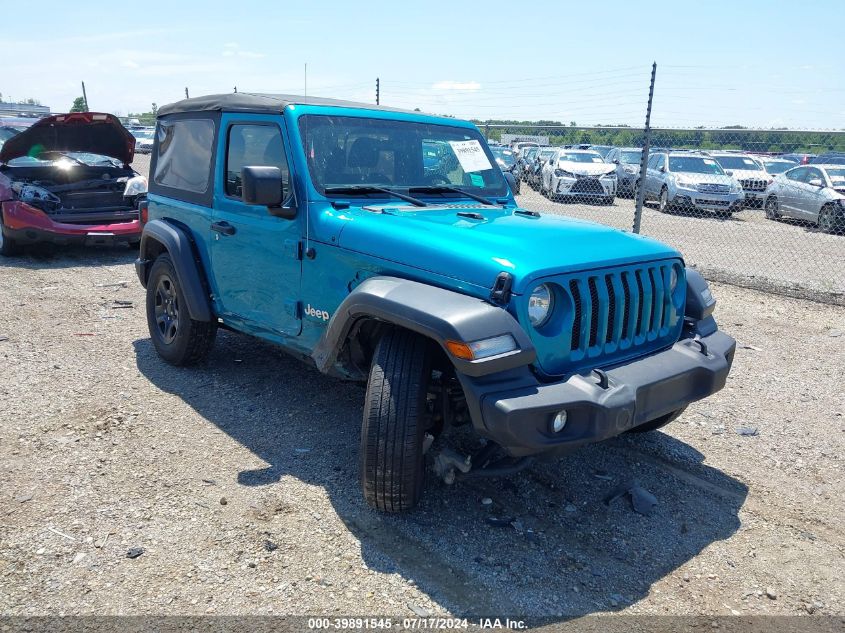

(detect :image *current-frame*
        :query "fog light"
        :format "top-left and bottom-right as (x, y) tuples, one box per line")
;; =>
(551, 410), (568, 433)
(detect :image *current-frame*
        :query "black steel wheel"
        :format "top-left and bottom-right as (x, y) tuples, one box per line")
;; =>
(146, 254), (217, 366)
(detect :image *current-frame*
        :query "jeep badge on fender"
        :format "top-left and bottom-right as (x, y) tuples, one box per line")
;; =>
(134, 93), (736, 512)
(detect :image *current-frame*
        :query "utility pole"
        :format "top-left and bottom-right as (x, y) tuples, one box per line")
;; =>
(632, 62), (657, 235)
(81, 81), (89, 110)
(376, 77), (380, 105)
(185, 87), (190, 99)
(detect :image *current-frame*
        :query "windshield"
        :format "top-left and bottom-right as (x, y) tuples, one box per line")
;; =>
(299, 115), (507, 197)
(132, 129), (155, 139)
(620, 150), (642, 164)
(559, 152), (604, 163)
(763, 160), (794, 174)
(668, 156), (725, 175)
(7, 152), (123, 168)
(713, 155), (762, 171)
(491, 146), (515, 166)
(524, 148), (538, 160)
(826, 168), (845, 185)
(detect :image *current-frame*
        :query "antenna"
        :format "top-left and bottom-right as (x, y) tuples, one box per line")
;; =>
(185, 87), (189, 99)
(376, 77), (380, 105)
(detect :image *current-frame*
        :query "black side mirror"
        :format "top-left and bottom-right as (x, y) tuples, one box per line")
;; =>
(242, 166), (296, 219)
(503, 171), (517, 193)
(613, 159), (620, 164)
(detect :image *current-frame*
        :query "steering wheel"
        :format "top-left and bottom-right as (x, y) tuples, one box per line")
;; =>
(424, 174), (451, 186)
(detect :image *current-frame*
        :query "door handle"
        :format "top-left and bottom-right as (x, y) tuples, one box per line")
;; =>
(211, 221), (236, 236)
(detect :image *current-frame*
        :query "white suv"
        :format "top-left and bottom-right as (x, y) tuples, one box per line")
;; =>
(641, 151), (744, 217)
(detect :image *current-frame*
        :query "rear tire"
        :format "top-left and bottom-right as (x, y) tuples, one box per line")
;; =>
(658, 187), (671, 213)
(627, 407), (687, 433)
(146, 254), (217, 366)
(360, 328), (432, 513)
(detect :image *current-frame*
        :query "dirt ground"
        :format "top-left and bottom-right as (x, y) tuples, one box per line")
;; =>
(0, 246), (843, 622)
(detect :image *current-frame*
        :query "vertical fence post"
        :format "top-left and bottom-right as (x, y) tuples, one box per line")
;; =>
(376, 78), (380, 105)
(633, 62), (657, 234)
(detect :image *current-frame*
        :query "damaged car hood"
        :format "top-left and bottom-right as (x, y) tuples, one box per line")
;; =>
(0, 113), (136, 165)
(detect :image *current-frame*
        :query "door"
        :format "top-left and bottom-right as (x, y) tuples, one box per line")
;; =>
(644, 153), (662, 198)
(209, 116), (302, 336)
(780, 166), (808, 218)
(797, 167), (828, 221)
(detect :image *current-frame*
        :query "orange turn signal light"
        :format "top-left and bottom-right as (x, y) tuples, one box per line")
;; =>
(445, 340), (474, 360)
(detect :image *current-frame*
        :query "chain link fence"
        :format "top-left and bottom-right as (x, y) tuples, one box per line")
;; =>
(486, 124), (845, 305)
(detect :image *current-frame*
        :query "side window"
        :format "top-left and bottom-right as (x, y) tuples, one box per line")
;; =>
(806, 168), (824, 185)
(154, 118), (215, 193)
(787, 167), (808, 183)
(225, 124), (289, 199)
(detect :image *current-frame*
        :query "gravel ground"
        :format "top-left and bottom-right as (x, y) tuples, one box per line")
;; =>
(0, 245), (843, 620)
(514, 186), (845, 303)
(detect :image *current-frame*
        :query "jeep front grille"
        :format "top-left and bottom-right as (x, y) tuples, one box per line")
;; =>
(739, 178), (768, 192)
(528, 261), (684, 376)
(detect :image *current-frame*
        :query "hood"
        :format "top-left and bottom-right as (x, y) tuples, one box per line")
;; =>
(675, 173), (735, 186)
(0, 112), (136, 164)
(558, 161), (615, 176)
(336, 204), (680, 294)
(725, 169), (769, 180)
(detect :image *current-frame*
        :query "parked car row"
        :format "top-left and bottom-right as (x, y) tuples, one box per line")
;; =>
(503, 139), (844, 234)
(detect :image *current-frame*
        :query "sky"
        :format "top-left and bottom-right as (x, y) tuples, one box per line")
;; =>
(3, 0), (844, 130)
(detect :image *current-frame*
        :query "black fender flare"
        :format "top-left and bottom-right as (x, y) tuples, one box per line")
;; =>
(136, 219), (213, 322)
(312, 276), (536, 378)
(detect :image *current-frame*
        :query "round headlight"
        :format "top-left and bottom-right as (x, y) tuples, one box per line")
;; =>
(669, 267), (679, 292)
(528, 284), (553, 327)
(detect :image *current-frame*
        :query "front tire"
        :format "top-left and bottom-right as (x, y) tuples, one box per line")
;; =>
(818, 203), (844, 234)
(360, 328), (432, 513)
(146, 254), (217, 366)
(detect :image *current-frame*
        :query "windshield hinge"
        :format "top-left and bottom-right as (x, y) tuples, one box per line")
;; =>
(284, 239), (303, 260)
(489, 272), (514, 305)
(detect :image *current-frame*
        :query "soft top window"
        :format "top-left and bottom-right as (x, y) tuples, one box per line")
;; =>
(154, 118), (215, 194)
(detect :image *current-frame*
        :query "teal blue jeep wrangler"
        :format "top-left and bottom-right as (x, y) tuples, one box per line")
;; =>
(135, 93), (736, 512)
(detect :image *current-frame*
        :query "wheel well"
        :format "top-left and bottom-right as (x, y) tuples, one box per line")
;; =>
(139, 238), (168, 283)
(339, 318), (451, 381)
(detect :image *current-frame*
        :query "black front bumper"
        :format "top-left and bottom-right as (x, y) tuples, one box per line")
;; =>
(459, 330), (735, 457)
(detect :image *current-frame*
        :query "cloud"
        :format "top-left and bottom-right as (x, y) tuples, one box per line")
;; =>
(432, 80), (481, 91)
(222, 43), (266, 59)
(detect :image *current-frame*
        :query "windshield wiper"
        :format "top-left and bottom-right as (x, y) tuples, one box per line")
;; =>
(409, 185), (495, 206)
(323, 185), (427, 207)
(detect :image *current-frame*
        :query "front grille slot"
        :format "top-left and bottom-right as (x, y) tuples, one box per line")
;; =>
(605, 275), (616, 344)
(621, 273), (632, 340)
(588, 277), (600, 347)
(569, 279), (582, 351)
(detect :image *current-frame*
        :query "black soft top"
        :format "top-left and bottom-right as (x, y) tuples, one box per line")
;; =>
(157, 92), (413, 117)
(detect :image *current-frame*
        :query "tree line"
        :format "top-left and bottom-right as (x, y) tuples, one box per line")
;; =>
(474, 120), (845, 154)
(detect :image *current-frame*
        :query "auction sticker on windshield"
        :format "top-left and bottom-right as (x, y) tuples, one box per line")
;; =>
(449, 140), (492, 172)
